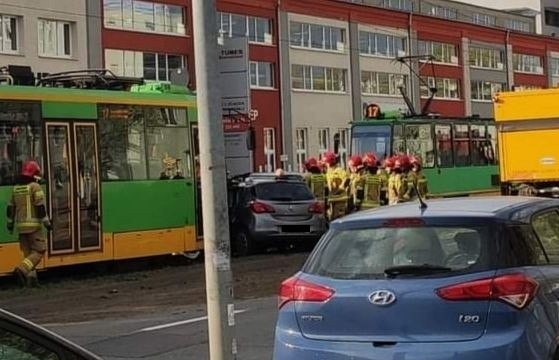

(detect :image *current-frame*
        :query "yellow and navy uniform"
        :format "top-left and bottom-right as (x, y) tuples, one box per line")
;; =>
(7, 181), (50, 280)
(326, 166), (348, 220)
(348, 170), (365, 212)
(306, 172), (326, 201)
(404, 171), (429, 200)
(378, 168), (389, 205)
(387, 172), (406, 205)
(361, 172), (382, 210)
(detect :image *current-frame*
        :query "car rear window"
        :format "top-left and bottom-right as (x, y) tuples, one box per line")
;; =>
(304, 226), (492, 279)
(254, 182), (314, 201)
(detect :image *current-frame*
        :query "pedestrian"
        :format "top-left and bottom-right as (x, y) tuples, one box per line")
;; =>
(347, 155), (364, 213)
(323, 151), (348, 221)
(7, 160), (52, 287)
(303, 157), (326, 202)
(360, 152), (382, 210)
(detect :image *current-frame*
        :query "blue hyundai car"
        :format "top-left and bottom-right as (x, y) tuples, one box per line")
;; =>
(273, 196), (559, 360)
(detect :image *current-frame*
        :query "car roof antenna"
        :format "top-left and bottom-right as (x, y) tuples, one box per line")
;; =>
(413, 182), (428, 212)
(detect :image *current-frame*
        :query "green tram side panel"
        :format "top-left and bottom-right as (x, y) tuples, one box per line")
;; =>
(101, 180), (196, 233)
(42, 102), (98, 119)
(423, 166), (499, 196)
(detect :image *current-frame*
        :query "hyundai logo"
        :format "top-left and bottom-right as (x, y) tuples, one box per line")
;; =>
(368, 290), (396, 306)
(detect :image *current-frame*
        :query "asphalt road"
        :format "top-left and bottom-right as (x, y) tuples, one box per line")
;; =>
(45, 296), (278, 360)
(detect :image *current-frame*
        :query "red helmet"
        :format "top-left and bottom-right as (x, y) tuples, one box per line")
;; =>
(305, 157), (320, 171)
(322, 151), (337, 166)
(384, 156), (395, 169)
(362, 152), (377, 168)
(394, 155), (410, 170)
(21, 160), (41, 177)
(348, 155), (362, 168)
(410, 155), (423, 167)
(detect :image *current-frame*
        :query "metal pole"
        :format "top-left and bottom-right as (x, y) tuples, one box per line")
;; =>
(191, 1), (236, 359)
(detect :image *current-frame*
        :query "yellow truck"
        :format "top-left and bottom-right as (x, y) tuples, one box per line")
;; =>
(493, 88), (559, 197)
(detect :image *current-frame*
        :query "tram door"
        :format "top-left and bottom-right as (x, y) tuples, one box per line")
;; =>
(45, 122), (101, 255)
(191, 125), (203, 238)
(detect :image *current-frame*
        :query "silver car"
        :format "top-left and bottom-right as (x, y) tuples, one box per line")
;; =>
(228, 173), (327, 256)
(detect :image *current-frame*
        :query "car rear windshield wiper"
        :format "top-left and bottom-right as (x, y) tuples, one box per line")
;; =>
(384, 264), (452, 278)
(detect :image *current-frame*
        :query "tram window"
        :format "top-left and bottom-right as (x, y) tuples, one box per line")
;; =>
(0, 102), (42, 186)
(99, 105), (148, 181)
(486, 125), (498, 165)
(435, 125), (453, 167)
(392, 124), (405, 154)
(404, 124), (435, 168)
(453, 124), (470, 167)
(470, 124), (488, 166)
(145, 107), (191, 180)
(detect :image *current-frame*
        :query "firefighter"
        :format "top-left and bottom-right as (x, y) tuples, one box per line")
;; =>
(379, 156), (393, 205)
(323, 151), (348, 221)
(387, 155), (408, 205)
(7, 160), (52, 287)
(406, 155), (429, 200)
(361, 152), (382, 210)
(347, 155), (365, 213)
(304, 157), (326, 202)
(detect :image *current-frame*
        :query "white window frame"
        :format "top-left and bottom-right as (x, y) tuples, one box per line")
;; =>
(361, 71), (408, 96)
(471, 81), (504, 102)
(472, 13), (496, 26)
(289, 22), (345, 52)
(218, 12), (272, 45)
(0, 15), (19, 53)
(512, 53), (544, 74)
(421, 77), (460, 100)
(104, 49), (185, 81)
(295, 128), (308, 172)
(359, 31), (406, 58)
(103, 0), (186, 35)
(317, 128), (330, 159)
(249, 61), (274, 89)
(419, 40), (458, 65)
(382, 0), (412, 11)
(469, 47), (504, 70)
(337, 129), (348, 169)
(264, 128), (276, 172)
(38, 19), (72, 58)
(426, 5), (457, 20)
(551, 58), (559, 77)
(291, 64), (347, 93)
(506, 19), (531, 32)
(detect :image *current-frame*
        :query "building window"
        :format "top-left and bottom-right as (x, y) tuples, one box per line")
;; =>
(290, 22), (345, 52)
(469, 47), (504, 69)
(38, 19), (72, 57)
(418, 40), (458, 64)
(471, 81), (505, 101)
(513, 53), (543, 74)
(295, 128), (308, 172)
(423, 5), (457, 20)
(505, 19), (530, 32)
(382, 0), (412, 11)
(337, 129), (348, 169)
(546, 9), (559, 27)
(361, 71), (407, 96)
(551, 58), (559, 77)
(0, 15), (18, 53)
(359, 31), (406, 57)
(217, 12), (272, 44)
(318, 128), (330, 159)
(513, 85), (544, 91)
(421, 77), (460, 99)
(291, 65), (347, 93)
(249, 61), (274, 88)
(264, 128), (276, 172)
(103, 0), (185, 35)
(105, 49), (185, 81)
(472, 13), (496, 26)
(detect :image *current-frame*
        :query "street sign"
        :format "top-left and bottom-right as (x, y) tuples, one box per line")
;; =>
(218, 37), (250, 117)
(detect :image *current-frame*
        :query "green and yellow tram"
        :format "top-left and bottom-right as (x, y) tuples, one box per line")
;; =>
(0, 73), (202, 277)
(351, 109), (500, 197)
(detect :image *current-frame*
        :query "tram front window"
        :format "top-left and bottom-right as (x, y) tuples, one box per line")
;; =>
(351, 125), (391, 160)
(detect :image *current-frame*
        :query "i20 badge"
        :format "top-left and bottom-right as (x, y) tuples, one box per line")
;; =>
(368, 290), (396, 306)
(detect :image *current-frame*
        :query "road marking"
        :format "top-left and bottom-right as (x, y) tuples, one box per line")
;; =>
(136, 309), (249, 333)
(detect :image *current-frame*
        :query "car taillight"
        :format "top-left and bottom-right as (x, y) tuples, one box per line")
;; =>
(250, 201), (275, 214)
(278, 276), (334, 309)
(436, 274), (539, 310)
(308, 202), (324, 214)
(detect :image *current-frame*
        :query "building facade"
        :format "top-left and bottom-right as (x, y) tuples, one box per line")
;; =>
(0, 0), (89, 74)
